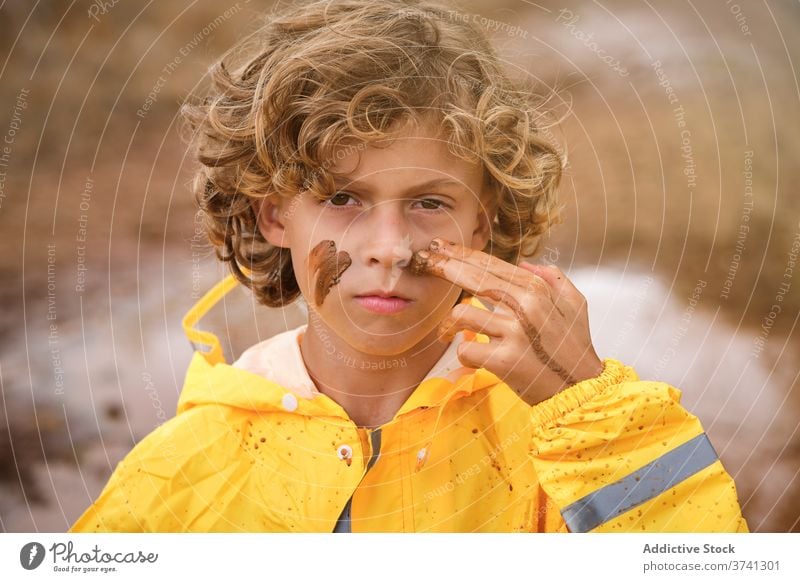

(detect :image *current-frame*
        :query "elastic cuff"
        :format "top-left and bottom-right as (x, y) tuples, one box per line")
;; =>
(529, 358), (638, 428)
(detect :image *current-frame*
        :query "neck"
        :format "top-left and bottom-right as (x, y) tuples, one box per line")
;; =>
(299, 313), (450, 429)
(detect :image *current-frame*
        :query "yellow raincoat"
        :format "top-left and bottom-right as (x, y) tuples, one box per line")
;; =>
(70, 275), (749, 533)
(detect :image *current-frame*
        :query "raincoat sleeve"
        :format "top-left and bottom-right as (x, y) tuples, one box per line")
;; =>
(68, 452), (153, 533)
(68, 406), (240, 533)
(527, 358), (749, 533)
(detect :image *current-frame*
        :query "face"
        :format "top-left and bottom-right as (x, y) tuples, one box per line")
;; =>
(257, 121), (495, 356)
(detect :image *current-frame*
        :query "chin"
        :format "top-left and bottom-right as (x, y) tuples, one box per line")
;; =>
(343, 329), (433, 358)
(329, 311), (437, 355)
(309, 288), (454, 353)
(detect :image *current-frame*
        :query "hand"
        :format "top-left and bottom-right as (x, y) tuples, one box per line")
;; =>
(412, 238), (604, 406)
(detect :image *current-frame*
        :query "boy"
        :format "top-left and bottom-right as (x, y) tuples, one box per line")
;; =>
(70, 0), (748, 532)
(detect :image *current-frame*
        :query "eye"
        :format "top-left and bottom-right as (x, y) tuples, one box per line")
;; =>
(414, 198), (450, 211)
(321, 191), (358, 208)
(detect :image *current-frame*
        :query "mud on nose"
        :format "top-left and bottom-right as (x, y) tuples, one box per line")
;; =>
(390, 234), (414, 267)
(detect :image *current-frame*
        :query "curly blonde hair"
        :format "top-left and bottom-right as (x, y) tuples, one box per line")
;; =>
(181, 0), (565, 308)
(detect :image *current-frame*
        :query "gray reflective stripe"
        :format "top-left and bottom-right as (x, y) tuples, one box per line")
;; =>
(333, 427), (382, 533)
(367, 427), (382, 470)
(333, 499), (352, 533)
(561, 433), (719, 532)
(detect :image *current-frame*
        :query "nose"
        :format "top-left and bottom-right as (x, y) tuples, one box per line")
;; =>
(356, 203), (414, 270)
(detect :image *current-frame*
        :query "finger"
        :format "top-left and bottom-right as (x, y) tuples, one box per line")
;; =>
(416, 250), (560, 329)
(454, 338), (501, 371)
(416, 249), (529, 315)
(429, 238), (551, 297)
(437, 303), (516, 342)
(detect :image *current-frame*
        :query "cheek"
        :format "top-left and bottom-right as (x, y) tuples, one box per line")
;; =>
(417, 210), (481, 247)
(304, 240), (352, 308)
(416, 268), (463, 312)
(288, 244), (311, 294)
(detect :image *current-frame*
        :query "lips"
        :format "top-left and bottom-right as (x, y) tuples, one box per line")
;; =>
(354, 290), (413, 314)
(355, 289), (412, 300)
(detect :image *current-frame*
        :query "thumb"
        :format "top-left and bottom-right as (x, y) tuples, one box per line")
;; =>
(456, 339), (496, 371)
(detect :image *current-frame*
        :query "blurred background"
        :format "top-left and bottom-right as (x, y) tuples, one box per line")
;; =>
(1, 0), (798, 532)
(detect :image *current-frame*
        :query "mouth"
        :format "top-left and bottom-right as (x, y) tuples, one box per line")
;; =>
(354, 290), (414, 314)
(356, 289), (412, 300)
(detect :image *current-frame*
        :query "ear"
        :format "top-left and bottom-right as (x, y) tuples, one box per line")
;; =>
(471, 186), (497, 251)
(254, 196), (290, 248)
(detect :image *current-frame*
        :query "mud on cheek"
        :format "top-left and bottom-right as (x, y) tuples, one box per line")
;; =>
(308, 239), (352, 307)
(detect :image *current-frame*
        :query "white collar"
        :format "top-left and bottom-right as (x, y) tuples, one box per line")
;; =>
(232, 325), (468, 400)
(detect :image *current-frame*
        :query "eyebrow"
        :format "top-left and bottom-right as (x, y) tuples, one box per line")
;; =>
(331, 177), (469, 195)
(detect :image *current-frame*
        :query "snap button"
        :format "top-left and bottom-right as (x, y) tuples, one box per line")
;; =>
(337, 444), (353, 466)
(281, 393), (298, 412)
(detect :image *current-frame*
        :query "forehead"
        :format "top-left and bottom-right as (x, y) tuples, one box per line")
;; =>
(327, 121), (484, 187)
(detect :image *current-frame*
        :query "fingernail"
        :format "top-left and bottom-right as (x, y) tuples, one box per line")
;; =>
(417, 250), (430, 261)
